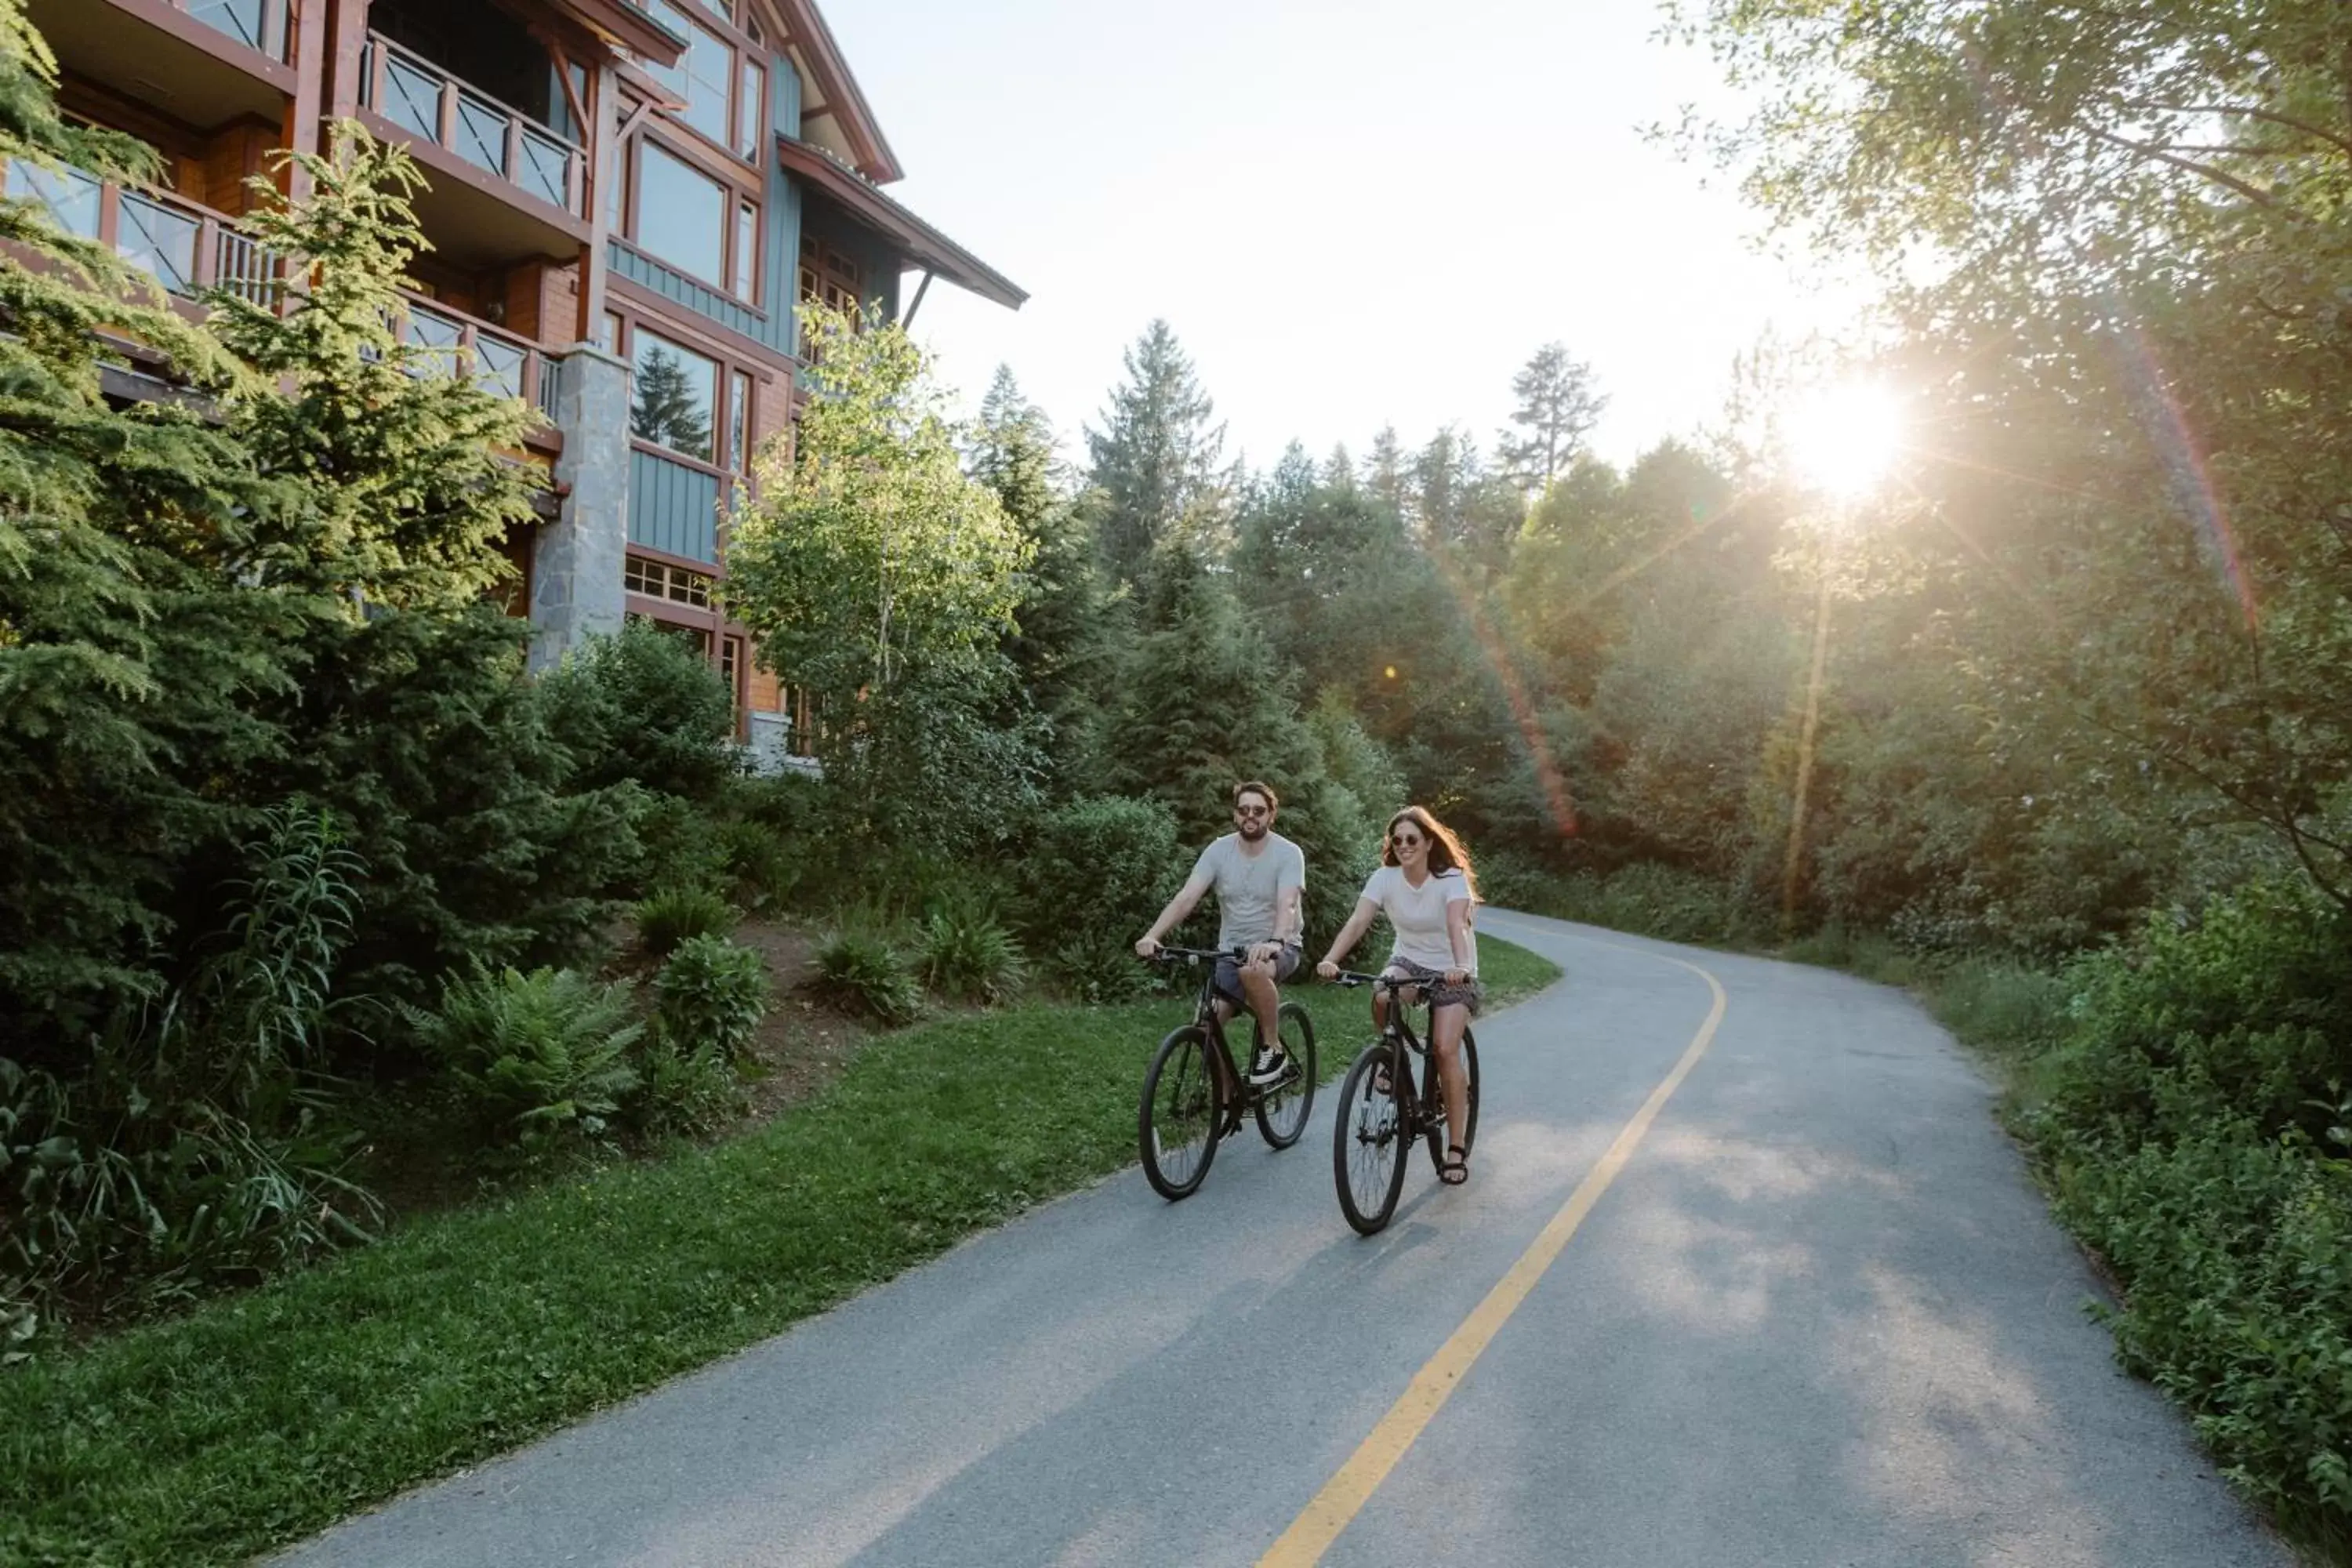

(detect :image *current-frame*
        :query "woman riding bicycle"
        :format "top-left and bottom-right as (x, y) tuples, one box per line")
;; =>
(1316, 806), (1484, 1186)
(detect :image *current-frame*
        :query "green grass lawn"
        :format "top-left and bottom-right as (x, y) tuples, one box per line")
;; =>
(0, 935), (1559, 1568)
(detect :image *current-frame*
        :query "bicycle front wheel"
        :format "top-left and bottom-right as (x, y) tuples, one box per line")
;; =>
(1141, 1025), (1221, 1200)
(1334, 1041), (1407, 1236)
(1254, 1000), (1318, 1149)
(1423, 1027), (1481, 1174)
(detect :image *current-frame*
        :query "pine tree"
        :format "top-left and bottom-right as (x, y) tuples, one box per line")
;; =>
(1363, 424), (1406, 515)
(1496, 342), (1605, 495)
(1083, 319), (1225, 585)
(627, 343), (713, 463)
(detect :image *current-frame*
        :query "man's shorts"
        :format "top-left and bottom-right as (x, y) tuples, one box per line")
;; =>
(1212, 945), (1301, 1006)
(1381, 959), (1486, 1016)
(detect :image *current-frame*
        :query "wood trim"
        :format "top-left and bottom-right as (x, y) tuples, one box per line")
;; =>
(579, 60), (613, 338)
(283, 0), (326, 195)
(324, 0), (368, 120)
(637, 123), (762, 200)
(608, 269), (794, 374)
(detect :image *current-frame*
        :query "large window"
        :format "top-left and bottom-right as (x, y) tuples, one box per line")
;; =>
(798, 235), (863, 317)
(735, 59), (764, 159)
(644, 0), (759, 159)
(630, 328), (718, 463)
(633, 140), (728, 286)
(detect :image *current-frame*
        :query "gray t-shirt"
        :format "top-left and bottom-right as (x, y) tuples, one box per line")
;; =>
(1191, 832), (1305, 949)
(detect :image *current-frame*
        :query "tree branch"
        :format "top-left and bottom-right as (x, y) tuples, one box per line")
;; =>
(2085, 125), (2290, 211)
(2116, 100), (2352, 162)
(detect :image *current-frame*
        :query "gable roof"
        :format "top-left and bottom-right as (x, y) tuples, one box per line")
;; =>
(775, 135), (1024, 309)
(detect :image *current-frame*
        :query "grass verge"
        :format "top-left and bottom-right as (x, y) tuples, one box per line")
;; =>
(0, 934), (1559, 1567)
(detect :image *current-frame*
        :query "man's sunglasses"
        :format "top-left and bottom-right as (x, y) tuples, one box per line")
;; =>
(1235, 804), (1270, 818)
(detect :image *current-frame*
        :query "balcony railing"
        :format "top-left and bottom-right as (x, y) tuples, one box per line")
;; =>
(360, 34), (585, 218)
(5, 161), (566, 419)
(3, 161), (285, 308)
(397, 298), (564, 416)
(179, 0), (291, 62)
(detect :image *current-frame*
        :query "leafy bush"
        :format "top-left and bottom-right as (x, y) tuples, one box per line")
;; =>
(812, 931), (923, 1025)
(914, 900), (1029, 1004)
(401, 967), (643, 1156)
(630, 1035), (743, 1138)
(655, 936), (769, 1060)
(637, 887), (735, 956)
(1042, 927), (1159, 1005)
(1016, 796), (1185, 946)
(536, 622), (740, 804)
(717, 818), (799, 913)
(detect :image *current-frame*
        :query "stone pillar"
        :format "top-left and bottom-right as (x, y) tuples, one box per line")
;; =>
(530, 343), (631, 672)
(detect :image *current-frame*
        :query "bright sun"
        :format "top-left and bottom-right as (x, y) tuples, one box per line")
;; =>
(1786, 384), (1905, 499)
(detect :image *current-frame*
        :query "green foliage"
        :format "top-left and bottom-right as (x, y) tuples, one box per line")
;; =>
(1014, 795), (1185, 946)
(653, 935), (768, 1061)
(726, 305), (1040, 855)
(1084, 319), (1227, 586)
(401, 967), (643, 1156)
(635, 888), (736, 956)
(536, 621), (740, 804)
(914, 901), (1029, 1005)
(812, 930), (923, 1025)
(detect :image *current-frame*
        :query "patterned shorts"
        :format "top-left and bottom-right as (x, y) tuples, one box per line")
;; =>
(1382, 959), (1484, 1016)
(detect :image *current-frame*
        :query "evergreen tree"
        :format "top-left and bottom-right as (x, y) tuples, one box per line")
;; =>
(1363, 424), (1406, 514)
(970, 365), (1116, 785)
(1496, 342), (1606, 495)
(1083, 319), (1225, 585)
(628, 343), (713, 461)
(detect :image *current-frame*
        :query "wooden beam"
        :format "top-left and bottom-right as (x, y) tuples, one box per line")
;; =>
(281, 0), (326, 198)
(579, 60), (616, 341)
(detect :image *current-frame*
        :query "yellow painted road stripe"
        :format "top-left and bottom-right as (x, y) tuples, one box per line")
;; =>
(1258, 945), (1728, 1568)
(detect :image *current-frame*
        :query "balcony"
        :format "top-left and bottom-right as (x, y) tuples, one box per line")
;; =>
(358, 33), (591, 266)
(4, 161), (566, 445)
(25, 0), (294, 137)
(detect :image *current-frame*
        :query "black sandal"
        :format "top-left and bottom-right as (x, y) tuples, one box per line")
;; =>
(1439, 1143), (1469, 1185)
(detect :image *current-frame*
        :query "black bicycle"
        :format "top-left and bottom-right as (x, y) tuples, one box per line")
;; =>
(1138, 946), (1318, 1200)
(1328, 970), (1482, 1235)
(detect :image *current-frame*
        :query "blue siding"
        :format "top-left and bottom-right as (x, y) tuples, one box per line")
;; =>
(629, 448), (722, 563)
(608, 240), (786, 354)
(771, 59), (803, 360)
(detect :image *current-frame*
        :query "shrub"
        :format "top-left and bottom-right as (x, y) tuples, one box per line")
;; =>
(914, 900), (1029, 1004)
(1016, 796), (1185, 946)
(630, 1034), (743, 1138)
(1042, 927), (1158, 1005)
(717, 819), (798, 913)
(401, 967), (643, 1156)
(536, 622), (740, 804)
(637, 887), (735, 956)
(812, 931), (922, 1025)
(655, 936), (768, 1061)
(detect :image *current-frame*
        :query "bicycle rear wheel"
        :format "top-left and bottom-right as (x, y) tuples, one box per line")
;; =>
(1141, 1025), (1221, 1200)
(1254, 1000), (1318, 1149)
(1423, 1027), (1481, 1174)
(1334, 1041), (1407, 1236)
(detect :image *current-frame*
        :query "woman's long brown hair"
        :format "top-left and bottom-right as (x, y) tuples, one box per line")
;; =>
(1381, 806), (1478, 902)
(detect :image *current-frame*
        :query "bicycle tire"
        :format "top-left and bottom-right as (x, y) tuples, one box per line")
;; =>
(1140, 1025), (1221, 1200)
(1423, 1027), (1481, 1174)
(1334, 1040), (1408, 1236)
(1254, 1000), (1318, 1149)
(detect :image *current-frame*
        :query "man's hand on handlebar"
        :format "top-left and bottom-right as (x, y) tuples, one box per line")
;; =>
(1316, 959), (1340, 981)
(1134, 936), (1161, 960)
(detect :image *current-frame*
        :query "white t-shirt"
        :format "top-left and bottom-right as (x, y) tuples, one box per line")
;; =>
(1191, 832), (1306, 950)
(1359, 865), (1475, 975)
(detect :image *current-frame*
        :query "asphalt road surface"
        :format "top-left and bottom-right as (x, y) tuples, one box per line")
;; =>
(276, 911), (2289, 1567)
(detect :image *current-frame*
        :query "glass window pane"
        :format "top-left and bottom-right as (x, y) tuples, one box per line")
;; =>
(730, 369), (750, 471)
(7, 162), (102, 240)
(731, 201), (756, 298)
(117, 191), (200, 294)
(735, 60), (764, 159)
(641, 0), (692, 100)
(630, 328), (717, 462)
(681, 23), (731, 147)
(633, 140), (726, 285)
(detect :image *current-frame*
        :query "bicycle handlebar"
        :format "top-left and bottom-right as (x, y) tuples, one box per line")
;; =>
(1328, 969), (1421, 992)
(1145, 944), (1250, 964)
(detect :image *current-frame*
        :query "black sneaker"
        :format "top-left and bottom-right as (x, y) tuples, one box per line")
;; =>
(1248, 1045), (1290, 1085)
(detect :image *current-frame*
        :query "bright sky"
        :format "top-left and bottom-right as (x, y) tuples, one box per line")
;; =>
(823, 0), (1865, 475)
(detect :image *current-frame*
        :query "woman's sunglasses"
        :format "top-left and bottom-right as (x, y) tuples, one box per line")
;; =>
(1391, 832), (1425, 848)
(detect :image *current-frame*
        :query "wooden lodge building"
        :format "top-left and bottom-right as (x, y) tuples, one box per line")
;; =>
(11, 0), (1024, 760)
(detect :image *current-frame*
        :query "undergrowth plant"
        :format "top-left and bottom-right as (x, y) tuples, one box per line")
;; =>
(401, 966), (643, 1158)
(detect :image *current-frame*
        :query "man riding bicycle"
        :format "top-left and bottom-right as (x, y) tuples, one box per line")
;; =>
(1134, 781), (1305, 1087)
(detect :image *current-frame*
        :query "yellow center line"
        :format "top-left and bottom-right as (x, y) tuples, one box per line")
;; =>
(1258, 942), (1729, 1568)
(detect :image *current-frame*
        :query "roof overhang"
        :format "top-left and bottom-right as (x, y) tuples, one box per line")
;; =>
(761, 0), (899, 182)
(777, 135), (1025, 310)
(543, 0), (686, 70)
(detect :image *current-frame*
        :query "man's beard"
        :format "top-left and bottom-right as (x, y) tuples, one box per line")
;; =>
(1239, 819), (1268, 842)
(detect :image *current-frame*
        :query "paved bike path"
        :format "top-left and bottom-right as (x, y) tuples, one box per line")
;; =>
(276, 913), (2287, 1566)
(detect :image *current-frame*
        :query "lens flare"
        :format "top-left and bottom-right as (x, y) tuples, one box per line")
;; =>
(1788, 384), (1904, 499)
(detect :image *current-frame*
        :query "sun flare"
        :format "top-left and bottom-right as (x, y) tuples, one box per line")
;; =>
(1787, 383), (1905, 499)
